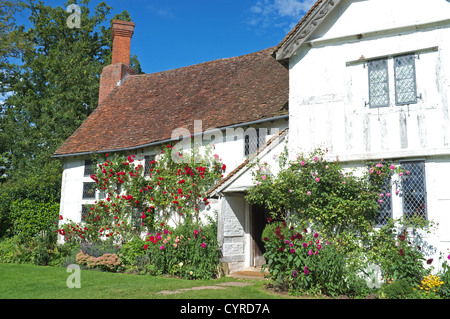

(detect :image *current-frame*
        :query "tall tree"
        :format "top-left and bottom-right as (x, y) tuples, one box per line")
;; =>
(1, 0), (141, 176)
(0, 0), (142, 238)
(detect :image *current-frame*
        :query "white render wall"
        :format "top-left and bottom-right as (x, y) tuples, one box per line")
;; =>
(287, 0), (450, 265)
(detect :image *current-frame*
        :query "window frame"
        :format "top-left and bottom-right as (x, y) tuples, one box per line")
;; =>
(82, 182), (96, 200)
(84, 159), (93, 176)
(367, 53), (419, 108)
(244, 128), (267, 157)
(394, 54), (418, 106)
(368, 58), (390, 108)
(400, 160), (427, 221)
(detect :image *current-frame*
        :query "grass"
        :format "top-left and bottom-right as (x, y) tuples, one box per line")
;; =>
(0, 263), (294, 299)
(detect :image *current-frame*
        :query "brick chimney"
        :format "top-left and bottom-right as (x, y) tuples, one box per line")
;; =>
(99, 20), (137, 105)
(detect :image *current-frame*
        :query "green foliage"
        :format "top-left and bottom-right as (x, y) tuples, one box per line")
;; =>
(261, 221), (369, 297)
(0, 162), (62, 238)
(381, 279), (414, 299)
(246, 148), (379, 237)
(1, 0), (142, 179)
(436, 253), (450, 298)
(139, 219), (221, 280)
(0, 231), (62, 266)
(120, 237), (147, 268)
(9, 199), (59, 240)
(363, 217), (429, 286)
(58, 140), (224, 243)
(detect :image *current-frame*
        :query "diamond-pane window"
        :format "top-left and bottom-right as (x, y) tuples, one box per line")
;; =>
(401, 161), (427, 220)
(144, 155), (155, 175)
(394, 54), (417, 105)
(131, 206), (143, 228)
(82, 182), (96, 199)
(84, 159), (93, 176)
(81, 204), (92, 221)
(375, 177), (393, 227)
(368, 59), (389, 108)
(244, 128), (266, 157)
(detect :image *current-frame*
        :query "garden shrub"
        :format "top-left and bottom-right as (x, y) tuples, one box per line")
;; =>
(0, 231), (62, 266)
(363, 218), (429, 287)
(381, 279), (414, 299)
(246, 148), (380, 238)
(120, 237), (148, 268)
(76, 250), (125, 272)
(435, 253), (450, 298)
(141, 219), (221, 279)
(261, 220), (368, 297)
(9, 199), (59, 241)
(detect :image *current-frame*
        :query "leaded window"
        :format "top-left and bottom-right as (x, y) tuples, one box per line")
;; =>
(84, 159), (93, 176)
(81, 204), (91, 221)
(375, 177), (393, 227)
(144, 155), (155, 175)
(244, 128), (267, 156)
(394, 54), (417, 105)
(82, 182), (96, 199)
(401, 161), (427, 220)
(368, 59), (389, 108)
(131, 206), (143, 228)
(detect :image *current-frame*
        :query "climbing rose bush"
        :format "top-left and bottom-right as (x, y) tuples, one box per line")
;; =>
(58, 139), (225, 244)
(246, 148), (380, 237)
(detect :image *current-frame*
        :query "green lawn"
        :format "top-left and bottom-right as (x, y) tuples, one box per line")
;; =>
(0, 263), (293, 299)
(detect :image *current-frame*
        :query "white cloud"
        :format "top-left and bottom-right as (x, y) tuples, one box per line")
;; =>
(145, 4), (175, 18)
(246, 0), (315, 33)
(274, 0), (316, 17)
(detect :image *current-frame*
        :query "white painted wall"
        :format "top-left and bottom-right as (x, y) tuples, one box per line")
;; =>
(288, 0), (450, 264)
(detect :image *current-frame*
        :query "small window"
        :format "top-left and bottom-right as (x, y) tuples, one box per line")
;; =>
(368, 54), (418, 108)
(84, 159), (93, 176)
(368, 59), (390, 108)
(144, 155), (155, 175)
(394, 54), (417, 105)
(81, 204), (91, 221)
(244, 128), (266, 156)
(82, 182), (96, 199)
(374, 177), (393, 227)
(131, 206), (143, 228)
(401, 161), (427, 220)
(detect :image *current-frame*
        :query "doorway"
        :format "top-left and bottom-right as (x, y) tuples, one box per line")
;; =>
(251, 205), (270, 267)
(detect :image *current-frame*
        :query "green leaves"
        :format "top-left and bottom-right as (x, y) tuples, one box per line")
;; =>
(1, 0), (141, 177)
(246, 148), (379, 237)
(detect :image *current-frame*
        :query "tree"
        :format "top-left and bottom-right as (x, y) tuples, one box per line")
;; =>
(1, 0), (142, 176)
(0, 0), (142, 238)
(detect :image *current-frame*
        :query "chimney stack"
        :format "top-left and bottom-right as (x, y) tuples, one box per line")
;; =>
(98, 20), (137, 105)
(111, 20), (135, 66)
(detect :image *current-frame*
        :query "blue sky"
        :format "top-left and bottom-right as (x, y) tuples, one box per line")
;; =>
(14, 0), (315, 74)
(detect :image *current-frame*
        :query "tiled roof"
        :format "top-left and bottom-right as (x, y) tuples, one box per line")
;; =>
(54, 47), (288, 157)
